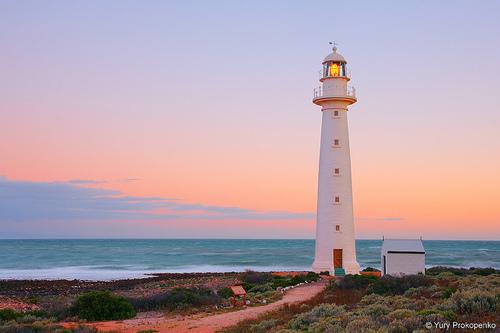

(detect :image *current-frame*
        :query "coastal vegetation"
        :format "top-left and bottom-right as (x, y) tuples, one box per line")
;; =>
(0, 270), (319, 331)
(221, 267), (499, 333)
(1, 268), (498, 332)
(72, 290), (136, 321)
(128, 287), (222, 311)
(0, 309), (97, 333)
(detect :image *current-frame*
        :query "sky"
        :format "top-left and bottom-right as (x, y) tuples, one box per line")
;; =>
(1, 1), (499, 239)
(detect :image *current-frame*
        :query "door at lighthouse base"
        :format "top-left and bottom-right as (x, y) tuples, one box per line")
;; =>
(333, 249), (343, 268)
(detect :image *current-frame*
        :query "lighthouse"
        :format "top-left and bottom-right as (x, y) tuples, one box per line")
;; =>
(311, 45), (360, 276)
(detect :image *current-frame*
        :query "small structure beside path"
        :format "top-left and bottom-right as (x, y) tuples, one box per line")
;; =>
(229, 285), (246, 306)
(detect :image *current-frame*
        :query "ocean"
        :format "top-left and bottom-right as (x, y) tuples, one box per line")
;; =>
(0, 239), (498, 280)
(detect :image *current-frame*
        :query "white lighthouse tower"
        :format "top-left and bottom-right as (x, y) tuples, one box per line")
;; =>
(311, 45), (360, 276)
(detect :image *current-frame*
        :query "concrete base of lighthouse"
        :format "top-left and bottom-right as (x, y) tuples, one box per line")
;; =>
(311, 261), (330, 273)
(343, 261), (361, 275)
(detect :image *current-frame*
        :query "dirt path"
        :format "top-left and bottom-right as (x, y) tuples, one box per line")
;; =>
(90, 281), (326, 333)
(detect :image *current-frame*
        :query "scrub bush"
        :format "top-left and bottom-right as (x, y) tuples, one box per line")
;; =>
(217, 287), (233, 299)
(358, 304), (391, 316)
(362, 267), (380, 272)
(387, 320), (407, 333)
(305, 272), (320, 281)
(450, 289), (498, 314)
(249, 319), (279, 333)
(471, 267), (497, 276)
(442, 287), (456, 299)
(73, 291), (136, 321)
(242, 283), (256, 292)
(239, 271), (273, 285)
(417, 309), (456, 321)
(129, 287), (221, 311)
(426, 266), (499, 276)
(271, 277), (290, 289)
(248, 284), (273, 293)
(369, 275), (431, 295)
(288, 304), (345, 330)
(271, 273), (318, 290)
(290, 275), (306, 285)
(0, 309), (21, 321)
(309, 317), (344, 333)
(387, 309), (415, 320)
(335, 274), (377, 290)
(344, 316), (377, 333)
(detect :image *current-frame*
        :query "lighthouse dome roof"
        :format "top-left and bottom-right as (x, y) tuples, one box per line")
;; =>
(323, 47), (346, 63)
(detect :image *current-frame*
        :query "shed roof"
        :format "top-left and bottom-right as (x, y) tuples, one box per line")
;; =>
(381, 239), (425, 253)
(230, 285), (246, 296)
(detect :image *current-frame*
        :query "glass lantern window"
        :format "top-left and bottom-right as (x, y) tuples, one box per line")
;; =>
(323, 62), (346, 78)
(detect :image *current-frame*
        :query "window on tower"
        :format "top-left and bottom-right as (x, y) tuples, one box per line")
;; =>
(333, 139), (340, 147)
(334, 168), (340, 175)
(330, 63), (340, 76)
(336, 225), (341, 232)
(323, 62), (346, 78)
(334, 110), (339, 117)
(334, 196), (340, 203)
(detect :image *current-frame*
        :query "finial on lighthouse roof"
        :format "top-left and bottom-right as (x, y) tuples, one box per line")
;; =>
(330, 41), (338, 52)
(323, 41), (346, 64)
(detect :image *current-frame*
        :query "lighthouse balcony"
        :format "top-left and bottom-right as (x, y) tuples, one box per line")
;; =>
(313, 86), (357, 104)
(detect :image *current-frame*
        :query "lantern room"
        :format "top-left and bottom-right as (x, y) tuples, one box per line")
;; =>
(322, 46), (347, 79)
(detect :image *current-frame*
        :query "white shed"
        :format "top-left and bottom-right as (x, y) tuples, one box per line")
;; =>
(381, 239), (425, 276)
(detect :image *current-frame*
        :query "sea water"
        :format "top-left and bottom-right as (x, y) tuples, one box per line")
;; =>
(0, 239), (498, 280)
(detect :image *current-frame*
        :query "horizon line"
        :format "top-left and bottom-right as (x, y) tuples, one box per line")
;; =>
(0, 237), (498, 241)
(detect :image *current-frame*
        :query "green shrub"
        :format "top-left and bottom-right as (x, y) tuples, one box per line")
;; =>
(361, 267), (380, 272)
(471, 267), (497, 276)
(248, 284), (273, 293)
(345, 316), (377, 333)
(290, 275), (306, 285)
(239, 270), (273, 285)
(217, 287), (233, 299)
(309, 317), (344, 333)
(270, 274), (313, 289)
(450, 289), (498, 315)
(387, 309), (415, 320)
(359, 294), (418, 311)
(426, 266), (466, 276)
(426, 266), (499, 276)
(305, 271), (320, 281)
(359, 304), (391, 316)
(249, 319), (279, 333)
(319, 271), (330, 276)
(417, 309), (456, 321)
(0, 308), (22, 321)
(129, 287), (221, 311)
(442, 287), (456, 299)
(72, 290), (136, 321)
(369, 275), (431, 295)
(387, 320), (407, 333)
(242, 282), (256, 292)
(15, 314), (43, 324)
(271, 276), (292, 289)
(288, 304), (345, 330)
(335, 274), (377, 290)
(404, 286), (425, 297)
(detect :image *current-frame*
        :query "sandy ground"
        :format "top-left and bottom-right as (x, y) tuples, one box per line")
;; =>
(89, 281), (327, 333)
